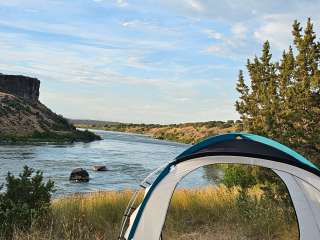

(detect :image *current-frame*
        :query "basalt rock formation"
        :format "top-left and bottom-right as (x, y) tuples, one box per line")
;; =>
(0, 74), (40, 102)
(0, 73), (101, 142)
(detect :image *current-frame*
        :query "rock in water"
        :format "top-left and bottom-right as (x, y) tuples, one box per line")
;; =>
(93, 165), (108, 171)
(69, 168), (89, 182)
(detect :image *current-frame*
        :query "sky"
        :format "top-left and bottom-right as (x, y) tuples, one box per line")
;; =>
(0, 0), (319, 124)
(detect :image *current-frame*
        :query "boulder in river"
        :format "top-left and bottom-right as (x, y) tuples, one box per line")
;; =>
(93, 165), (108, 171)
(69, 168), (89, 182)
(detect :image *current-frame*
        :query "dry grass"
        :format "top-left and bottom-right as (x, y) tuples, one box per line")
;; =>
(11, 186), (298, 240)
(163, 186), (298, 240)
(76, 122), (236, 144)
(148, 125), (236, 144)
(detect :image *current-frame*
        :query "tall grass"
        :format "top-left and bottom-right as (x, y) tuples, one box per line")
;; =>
(163, 186), (298, 240)
(11, 186), (298, 240)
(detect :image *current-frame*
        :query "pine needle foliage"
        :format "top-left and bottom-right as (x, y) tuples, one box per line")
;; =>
(236, 18), (320, 164)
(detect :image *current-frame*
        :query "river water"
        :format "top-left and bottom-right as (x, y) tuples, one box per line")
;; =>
(0, 130), (211, 196)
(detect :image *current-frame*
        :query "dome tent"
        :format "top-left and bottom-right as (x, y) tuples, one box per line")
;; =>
(119, 133), (320, 240)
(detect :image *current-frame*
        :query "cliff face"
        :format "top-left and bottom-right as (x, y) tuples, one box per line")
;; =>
(0, 74), (101, 142)
(0, 74), (40, 102)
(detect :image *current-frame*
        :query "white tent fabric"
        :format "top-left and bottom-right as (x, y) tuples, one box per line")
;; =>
(121, 134), (320, 240)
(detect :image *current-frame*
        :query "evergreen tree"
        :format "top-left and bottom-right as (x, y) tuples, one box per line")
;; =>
(235, 70), (249, 130)
(236, 18), (320, 164)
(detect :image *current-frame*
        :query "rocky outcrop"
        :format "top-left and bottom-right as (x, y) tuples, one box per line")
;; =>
(0, 92), (74, 136)
(0, 74), (40, 102)
(0, 74), (101, 143)
(69, 168), (90, 182)
(93, 165), (108, 171)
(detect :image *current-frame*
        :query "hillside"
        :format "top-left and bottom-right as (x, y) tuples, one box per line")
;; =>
(74, 120), (238, 144)
(0, 75), (100, 143)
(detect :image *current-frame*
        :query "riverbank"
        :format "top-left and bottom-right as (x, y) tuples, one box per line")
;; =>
(12, 186), (297, 240)
(73, 120), (238, 144)
(0, 129), (101, 144)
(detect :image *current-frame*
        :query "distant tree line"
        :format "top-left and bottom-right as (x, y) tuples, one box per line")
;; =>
(101, 120), (237, 130)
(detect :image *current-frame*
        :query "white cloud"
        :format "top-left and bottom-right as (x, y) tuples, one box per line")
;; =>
(121, 20), (143, 28)
(203, 22), (250, 57)
(160, 0), (314, 23)
(203, 29), (223, 40)
(116, 0), (128, 7)
(121, 21), (133, 27)
(0, 30), (206, 112)
(120, 19), (178, 38)
(187, 0), (204, 12)
(231, 23), (247, 39)
(205, 45), (223, 54)
(254, 15), (293, 50)
(174, 97), (190, 102)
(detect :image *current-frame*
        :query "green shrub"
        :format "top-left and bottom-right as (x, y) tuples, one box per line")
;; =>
(222, 164), (257, 189)
(207, 164), (293, 210)
(0, 166), (54, 239)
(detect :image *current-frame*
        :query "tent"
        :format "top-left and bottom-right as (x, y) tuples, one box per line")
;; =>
(119, 133), (320, 240)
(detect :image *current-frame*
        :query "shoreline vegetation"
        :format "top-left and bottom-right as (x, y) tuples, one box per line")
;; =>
(0, 129), (101, 144)
(72, 120), (238, 144)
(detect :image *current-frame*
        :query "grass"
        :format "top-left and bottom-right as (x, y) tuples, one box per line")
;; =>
(0, 129), (101, 144)
(10, 186), (298, 240)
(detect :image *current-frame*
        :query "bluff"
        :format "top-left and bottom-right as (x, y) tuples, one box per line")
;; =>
(0, 74), (40, 102)
(0, 74), (100, 143)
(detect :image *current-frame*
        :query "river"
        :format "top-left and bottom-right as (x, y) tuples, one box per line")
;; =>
(0, 130), (212, 196)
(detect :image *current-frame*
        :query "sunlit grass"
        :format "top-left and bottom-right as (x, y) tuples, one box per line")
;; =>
(11, 186), (298, 240)
(163, 186), (297, 240)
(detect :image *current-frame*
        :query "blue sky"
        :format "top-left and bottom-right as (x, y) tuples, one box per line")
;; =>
(0, 0), (319, 123)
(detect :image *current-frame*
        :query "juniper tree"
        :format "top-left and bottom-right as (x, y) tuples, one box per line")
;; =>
(236, 18), (320, 164)
(236, 41), (279, 138)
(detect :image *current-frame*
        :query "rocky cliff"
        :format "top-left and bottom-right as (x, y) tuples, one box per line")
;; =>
(0, 74), (40, 102)
(0, 74), (100, 143)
